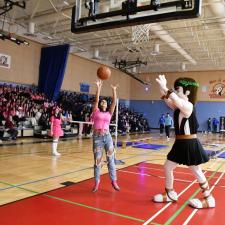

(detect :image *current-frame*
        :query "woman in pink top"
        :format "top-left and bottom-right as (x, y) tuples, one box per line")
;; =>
(50, 106), (64, 156)
(92, 79), (119, 192)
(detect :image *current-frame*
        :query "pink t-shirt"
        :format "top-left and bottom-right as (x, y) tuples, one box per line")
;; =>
(92, 108), (111, 131)
(50, 116), (63, 137)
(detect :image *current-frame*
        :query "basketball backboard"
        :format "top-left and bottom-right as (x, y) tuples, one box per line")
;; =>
(71, 0), (201, 33)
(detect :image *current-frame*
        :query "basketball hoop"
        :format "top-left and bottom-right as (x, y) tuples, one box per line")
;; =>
(132, 24), (151, 44)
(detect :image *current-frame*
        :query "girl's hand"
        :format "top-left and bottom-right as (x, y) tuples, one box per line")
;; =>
(95, 79), (103, 89)
(111, 84), (119, 91)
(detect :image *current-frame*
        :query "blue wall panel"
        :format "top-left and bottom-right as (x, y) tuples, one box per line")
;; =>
(129, 100), (225, 131)
(196, 102), (225, 131)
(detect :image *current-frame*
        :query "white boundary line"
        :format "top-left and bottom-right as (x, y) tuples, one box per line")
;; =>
(134, 165), (225, 180)
(134, 165), (195, 176)
(119, 170), (193, 183)
(141, 171), (207, 225)
(182, 169), (225, 225)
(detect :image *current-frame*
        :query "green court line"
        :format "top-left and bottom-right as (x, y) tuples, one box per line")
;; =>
(0, 180), (145, 223)
(0, 181), (39, 194)
(45, 194), (145, 222)
(150, 222), (162, 225)
(0, 166), (92, 191)
(164, 161), (225, 225)
(0, 150), (156, 191)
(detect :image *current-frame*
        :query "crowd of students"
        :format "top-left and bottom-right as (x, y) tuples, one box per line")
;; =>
(0, 83), (150, 141)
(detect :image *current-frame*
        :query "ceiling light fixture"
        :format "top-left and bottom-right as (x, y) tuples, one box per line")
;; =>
(151, 43), (160, 56)
(93, 49), (100, 59)
(28, 22), (35, 34)
(181, 62), (186, 71)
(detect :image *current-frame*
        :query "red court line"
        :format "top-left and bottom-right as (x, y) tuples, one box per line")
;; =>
(0, 163), (221, 225)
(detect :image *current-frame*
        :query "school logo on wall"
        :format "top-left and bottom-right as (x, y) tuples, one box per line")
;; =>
(0, 53), (11, 69)
(209, 79), (225, 99)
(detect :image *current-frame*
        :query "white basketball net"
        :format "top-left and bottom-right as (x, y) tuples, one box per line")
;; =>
(132, 24), (151, 44)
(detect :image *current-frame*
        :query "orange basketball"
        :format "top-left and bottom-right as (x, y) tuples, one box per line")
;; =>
(97, 66), (111, 80)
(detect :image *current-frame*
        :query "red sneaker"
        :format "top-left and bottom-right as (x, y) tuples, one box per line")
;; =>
(112, 181), (120, 191)
(92, 181), (100, 192)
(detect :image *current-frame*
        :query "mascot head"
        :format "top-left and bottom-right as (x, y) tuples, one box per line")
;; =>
(174, 77), (199, 104)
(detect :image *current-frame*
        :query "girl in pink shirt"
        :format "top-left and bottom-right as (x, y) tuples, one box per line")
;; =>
(92, 79), (120, 192)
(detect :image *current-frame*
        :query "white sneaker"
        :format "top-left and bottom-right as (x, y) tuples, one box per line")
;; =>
(52, 151), (61, 156)
(154, 190), (178, 202)
(189, 195), (215, 209)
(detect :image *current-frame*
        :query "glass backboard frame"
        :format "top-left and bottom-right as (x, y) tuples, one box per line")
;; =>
(71, 0), (201, 33)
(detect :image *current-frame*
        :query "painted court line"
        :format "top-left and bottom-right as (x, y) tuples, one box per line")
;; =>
(0, 180), (39, 194)
(33, 154), (93, 165)
(142, 164), (216, 225)
(134, 165), (195, 176)
(0, 151), (156, 191)
(114, 150), (164, 161)
(182, 169), (225, 225)
(0, 166), (92, 191)
(120, 170), (193, 183)
(0, 176), (145, 223)
(119, 170), (163, 178)
(135, 165), (225, 181)
(162, 162), (225, 225)
(142, 175), (202, 225)
(45, 194), (145, 223)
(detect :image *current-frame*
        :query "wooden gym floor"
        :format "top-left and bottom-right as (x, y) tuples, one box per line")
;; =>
(0, 132), (225, 225)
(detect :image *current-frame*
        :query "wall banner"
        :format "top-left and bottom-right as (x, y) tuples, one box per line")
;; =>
(0, 53), (11, 69)
(209, 78), (225, 99)
(80, 82), (90, 93)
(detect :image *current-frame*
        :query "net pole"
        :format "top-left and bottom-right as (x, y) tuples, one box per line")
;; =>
(114, 98), (125, 165)
(114, 98), (119, 151)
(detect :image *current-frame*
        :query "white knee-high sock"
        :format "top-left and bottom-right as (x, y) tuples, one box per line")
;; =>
(52, 139), (60, 155)
(164, 160), (178, 189)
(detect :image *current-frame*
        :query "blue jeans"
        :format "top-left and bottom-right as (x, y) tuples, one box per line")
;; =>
(93, 133), (117, 182)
